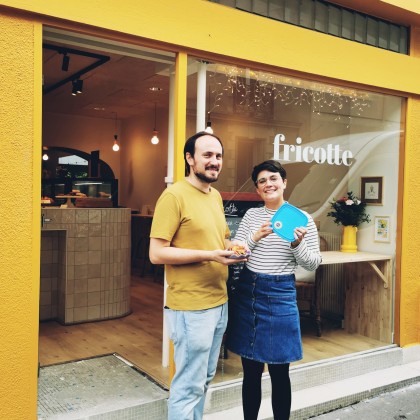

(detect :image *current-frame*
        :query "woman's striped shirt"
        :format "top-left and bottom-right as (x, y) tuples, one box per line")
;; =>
(234, 205), (322, 275)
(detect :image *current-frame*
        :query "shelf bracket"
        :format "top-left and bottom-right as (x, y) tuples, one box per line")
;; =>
(367, 261), (388, 288)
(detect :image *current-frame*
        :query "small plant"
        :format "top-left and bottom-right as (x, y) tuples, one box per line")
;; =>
(327, 191), (371, 227)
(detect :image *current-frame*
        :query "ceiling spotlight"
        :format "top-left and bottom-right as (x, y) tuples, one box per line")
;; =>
(62, 53), (70, 71)
(71, 79), (83, 95)
(75, 79), (83, 94)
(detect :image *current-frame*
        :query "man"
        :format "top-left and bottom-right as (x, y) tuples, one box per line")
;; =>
(149, 131), (247, 420)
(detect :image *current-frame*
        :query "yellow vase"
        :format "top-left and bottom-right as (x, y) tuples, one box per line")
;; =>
(341, 225), (358, 253)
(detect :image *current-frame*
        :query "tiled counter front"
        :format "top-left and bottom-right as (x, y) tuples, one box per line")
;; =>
(40, 208), (131, 324)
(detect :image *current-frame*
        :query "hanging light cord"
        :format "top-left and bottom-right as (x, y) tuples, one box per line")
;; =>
(154, 102), (157, 131)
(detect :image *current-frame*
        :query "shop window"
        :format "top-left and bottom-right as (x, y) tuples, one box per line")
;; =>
(366, 17), (379, 47)
(341, 9), (353, 39)
(299, 0), (314, 28)
(354, 12), (367, 43)
(268, 0), (284, 21)
(188, 57), (403, 384)
(327, 4), (341, 36)
(314, 1), (328, 32)
(378, 21), (389, 49)
(210, 0), (409, 54)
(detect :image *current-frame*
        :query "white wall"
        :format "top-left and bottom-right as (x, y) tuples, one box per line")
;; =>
(43, 110), (169, 210)
(43, 113), (121, 180)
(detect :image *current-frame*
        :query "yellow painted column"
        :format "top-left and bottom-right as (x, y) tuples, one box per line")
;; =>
(398, 25), (420, 347)
(400, 96), (420, 347)
(173, 52), (188, 183)
(0, 15), (42, 420)
(168, 51), (188, 384)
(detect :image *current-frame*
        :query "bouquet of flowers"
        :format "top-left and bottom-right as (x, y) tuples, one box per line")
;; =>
(327, 191), (371, 227)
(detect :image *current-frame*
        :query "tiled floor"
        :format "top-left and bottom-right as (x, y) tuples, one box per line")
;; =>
(37, 354), (168, 420)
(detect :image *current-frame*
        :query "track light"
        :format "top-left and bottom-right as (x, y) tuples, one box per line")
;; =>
(75, 79), (83, 93)
(71, 79), (83, 96)
(151, 102), (159, 145)
(62, 53), (70, 71)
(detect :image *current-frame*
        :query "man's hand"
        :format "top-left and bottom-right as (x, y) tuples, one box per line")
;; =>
(150, 238), (249, 266)
(211, 249), (249, 265)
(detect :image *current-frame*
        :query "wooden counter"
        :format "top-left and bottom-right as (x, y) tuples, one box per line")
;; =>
(320, 251), (393, 342)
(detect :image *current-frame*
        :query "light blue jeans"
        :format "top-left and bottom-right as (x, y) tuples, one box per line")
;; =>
(164, 302), (228, 420)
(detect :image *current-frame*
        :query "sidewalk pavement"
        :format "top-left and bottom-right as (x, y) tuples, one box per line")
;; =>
(204, 360), (420, 420)
(312, 381), (420, 419)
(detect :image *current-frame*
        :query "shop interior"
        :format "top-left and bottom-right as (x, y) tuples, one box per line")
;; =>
(39, 28), (399, 389)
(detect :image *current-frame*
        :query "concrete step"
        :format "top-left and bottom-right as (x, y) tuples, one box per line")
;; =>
(37, 354), (168, 420)
(204, 345), (403, 415)
(37, 347), (420, 420)
(204, 358), (420, 420)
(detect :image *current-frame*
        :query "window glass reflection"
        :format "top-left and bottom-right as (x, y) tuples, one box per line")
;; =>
(187, 57), (403, 384)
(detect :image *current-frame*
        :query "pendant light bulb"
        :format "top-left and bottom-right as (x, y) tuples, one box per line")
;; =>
(151, 102), (159, 145)
(205, 121), (213, 134)
(151, 130), (159, 145)
(205, 78), (213, 134)
(42, 153), (49, 161)
(112, 112), (120, 151)
(112, 134), (120, 152)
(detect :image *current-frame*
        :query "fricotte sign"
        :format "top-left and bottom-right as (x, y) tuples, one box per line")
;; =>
(273, 134), (353, 166)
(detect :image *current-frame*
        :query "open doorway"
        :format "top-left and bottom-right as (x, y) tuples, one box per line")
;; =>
(40, 27), (174, 386)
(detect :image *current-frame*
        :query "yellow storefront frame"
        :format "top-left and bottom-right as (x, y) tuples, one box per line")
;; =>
(0, 1), (420, 419)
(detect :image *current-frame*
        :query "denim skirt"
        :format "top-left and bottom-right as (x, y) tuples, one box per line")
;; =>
(226, 266), (302, 364)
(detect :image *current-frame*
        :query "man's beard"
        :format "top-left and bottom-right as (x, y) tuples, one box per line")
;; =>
(193, 167), (219, 184)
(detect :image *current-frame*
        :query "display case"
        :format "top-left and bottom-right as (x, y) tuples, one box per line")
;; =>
(42, 178), (118, 207)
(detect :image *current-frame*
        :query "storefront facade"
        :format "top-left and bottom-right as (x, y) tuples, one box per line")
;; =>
(1, 1), (420, 418)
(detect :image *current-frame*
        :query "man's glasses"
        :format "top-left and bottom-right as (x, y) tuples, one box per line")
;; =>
(256, 174), (282, 186)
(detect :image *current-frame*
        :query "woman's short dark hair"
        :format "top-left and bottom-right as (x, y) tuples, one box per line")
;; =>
(183, 131), (224, 175)
(251, 160), (287, 185)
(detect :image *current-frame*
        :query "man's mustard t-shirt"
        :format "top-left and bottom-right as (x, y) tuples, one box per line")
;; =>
(150, 179), (230, 310)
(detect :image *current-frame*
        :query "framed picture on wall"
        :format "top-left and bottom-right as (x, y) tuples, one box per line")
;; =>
(361, 176), (383, 205)
(374, 216), (390, 243)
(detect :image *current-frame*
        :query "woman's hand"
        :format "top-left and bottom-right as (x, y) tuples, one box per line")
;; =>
(252, 219), (273, 242)
(291, 227), (307, 248)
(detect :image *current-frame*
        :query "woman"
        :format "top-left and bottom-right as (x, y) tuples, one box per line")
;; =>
(226, 160), (322, 420)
